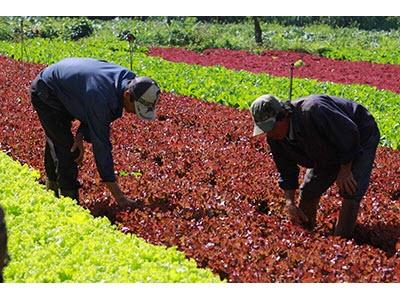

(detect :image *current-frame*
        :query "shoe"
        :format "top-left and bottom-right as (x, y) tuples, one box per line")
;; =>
(45, 179), (59, 197)
(59, 189), (79, 202)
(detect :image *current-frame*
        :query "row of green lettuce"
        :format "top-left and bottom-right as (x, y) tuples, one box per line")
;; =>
(3, 17), (400, 64)
(0, 38), (399, 149)
(0, 151), (221, 282)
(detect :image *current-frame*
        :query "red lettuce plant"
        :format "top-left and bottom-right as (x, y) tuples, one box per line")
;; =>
(149, 47), (400, 94)
(0, 56), (399, 282)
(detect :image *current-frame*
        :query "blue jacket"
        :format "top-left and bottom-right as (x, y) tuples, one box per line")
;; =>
(267, 94), (379, 190)
(39, 57), (135, 182)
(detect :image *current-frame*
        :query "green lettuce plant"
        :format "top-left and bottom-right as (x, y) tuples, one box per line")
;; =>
(0, 152), (221, 283)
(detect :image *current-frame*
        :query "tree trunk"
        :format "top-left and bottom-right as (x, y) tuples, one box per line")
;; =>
(253, 16), (262, 45)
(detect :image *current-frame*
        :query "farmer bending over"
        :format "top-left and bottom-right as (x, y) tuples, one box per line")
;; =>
(30, 58), (160, 207)
(250, 94), (380, 238)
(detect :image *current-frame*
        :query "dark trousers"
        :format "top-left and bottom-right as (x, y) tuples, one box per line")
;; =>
(0, 206), (8, 283)
(299, 128), (380, 238)
(30, 77), (80, 191)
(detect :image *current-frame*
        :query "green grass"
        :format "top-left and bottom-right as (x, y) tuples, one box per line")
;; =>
(0, 151), (221, 282)
(2, 16), (400, 64)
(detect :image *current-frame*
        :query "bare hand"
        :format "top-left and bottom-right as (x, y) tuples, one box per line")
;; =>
(285, 203), (309, 225)
(71, 133), (84, 165)
(336, 167), (357, 196)
(117, 197), (144, 209)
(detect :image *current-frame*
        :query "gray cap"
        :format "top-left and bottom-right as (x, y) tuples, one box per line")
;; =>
(250, 95), (283, 136)
(129, 76), (160, 121)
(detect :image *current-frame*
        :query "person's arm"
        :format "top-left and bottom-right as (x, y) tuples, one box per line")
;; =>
(84, 97), (134, 207)
(90, 129), (140, 207)
(88, 122), (130, 206)
(104, 181), (125, 201)
(267, 137), (300, 191)
(267, 139), (308, 224)
(284, 189), (296, 206)
(77, 122), (91, 142)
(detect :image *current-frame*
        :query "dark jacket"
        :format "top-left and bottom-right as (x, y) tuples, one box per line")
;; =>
(268, 94), (379, 190)
(38, 58), (135, 182)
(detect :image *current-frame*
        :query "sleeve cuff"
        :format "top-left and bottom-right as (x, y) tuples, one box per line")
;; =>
(339, 147), (362, 165)
(278, 179), (299, 191)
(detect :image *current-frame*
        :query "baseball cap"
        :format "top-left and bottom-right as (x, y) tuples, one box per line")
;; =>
(250, 95), (283, 136)
(129, 76), (160, 121)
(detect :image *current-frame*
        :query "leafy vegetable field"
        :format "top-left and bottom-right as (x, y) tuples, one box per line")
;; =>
(4, 17), (400, 64)
(149, 47), (400, 94)
(0, 152), (220, 283)
(0, 38), (399, 148)
(147, 47), (400, 149)
(0, 55), (399, 282)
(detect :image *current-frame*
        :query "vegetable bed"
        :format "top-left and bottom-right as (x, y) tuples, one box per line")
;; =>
(149, 47), (400, 94)
(0, 56), (399, 282)
(0, 152), (220, 283)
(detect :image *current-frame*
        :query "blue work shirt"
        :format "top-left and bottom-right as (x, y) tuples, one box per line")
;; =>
(39, 57), (135, 182)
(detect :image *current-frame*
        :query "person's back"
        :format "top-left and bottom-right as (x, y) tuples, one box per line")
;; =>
(38, 57), (135, 122)
(269, 94), (379, 169)
(293, 94), (378, 145)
